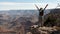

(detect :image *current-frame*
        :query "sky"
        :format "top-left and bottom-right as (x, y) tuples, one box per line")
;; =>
(0, 0), (60, 10)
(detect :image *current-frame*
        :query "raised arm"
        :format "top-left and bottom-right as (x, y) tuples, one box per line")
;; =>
(43, 4), (48, 10)
(35, 4), (40, 11)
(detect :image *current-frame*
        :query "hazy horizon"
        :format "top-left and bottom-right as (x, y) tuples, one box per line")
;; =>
(0, 0), (60, 10)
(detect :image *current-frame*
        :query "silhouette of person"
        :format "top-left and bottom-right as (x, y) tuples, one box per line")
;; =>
(35, 4), (48, 26)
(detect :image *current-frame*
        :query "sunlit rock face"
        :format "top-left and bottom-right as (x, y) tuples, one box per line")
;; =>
(0, 10), (38, 29)
(0, 10), (38, 34)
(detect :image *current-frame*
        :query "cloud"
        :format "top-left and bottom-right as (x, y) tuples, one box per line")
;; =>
(0, 2), (58, 10)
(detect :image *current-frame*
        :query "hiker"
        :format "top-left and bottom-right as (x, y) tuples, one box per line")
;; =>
(35, 4), (48, 26)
